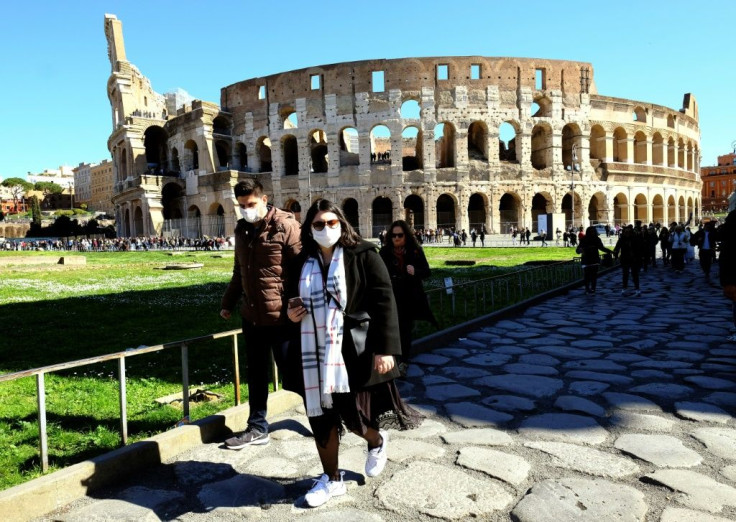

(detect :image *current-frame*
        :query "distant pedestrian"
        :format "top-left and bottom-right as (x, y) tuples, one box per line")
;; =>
(525, 228), (531, 245)
(578, 226), (613, 294)
(692, 221), (716, 279)
(479, 229), (485, 247)
(613, 224), (644, 297)
(471, 228), (477, 247)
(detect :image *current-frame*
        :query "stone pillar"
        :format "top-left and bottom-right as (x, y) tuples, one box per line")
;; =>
(625, 138), (635, 164)
(644, 139), (653, 166)
(604, 136), (614, 162)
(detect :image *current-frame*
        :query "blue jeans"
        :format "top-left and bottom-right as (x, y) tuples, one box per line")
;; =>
(242, 321), (292, 433)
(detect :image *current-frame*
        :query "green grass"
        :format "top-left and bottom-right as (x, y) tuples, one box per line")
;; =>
(0, 246), (577, 490)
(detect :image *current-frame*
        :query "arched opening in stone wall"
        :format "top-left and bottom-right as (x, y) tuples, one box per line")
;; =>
(531, 193), (552, 232)
(402, 126), (422, 171)
(400, 99), (420, 119)
(162, 183), (184, 220)
(467, 193), (486, 231)
(237, 142), (248, 170)
(499, 121), (518, 163)
(283, 199), (302, 222)
(186, 204), (202, 238)
(561, 192), (582, 229)
(589, 125), (605, 161)
(613, 193), (628, 225)
(687, 196), (694, 217)
(370, 125), (391, 164)
(184, 140), (199, 170)
(667, 114), (676, 128)
(562, 124), (582, 169)
(372, 196), (393, 237)
(120, 148), (128, 181)
(678, 196), (686, 222)
(652, 194), (664, 224)
(205, 202), (225, 237)
(144, 126), (168, 174)
(613, 127), (628, 162)
(467, 121), (488, 161)
(404, 194), (424, 230)
(667, 137), (675, 167)
(667, 196), (676, 224)
(133, 206), (144, 236)
(342, 198), (359, 232)
(588, 192), (607, 224)
(531, 123), (552, 170)
(123, 208), (131, 237)
(309, 129), (328, 173)
(499, 193), (521, 230)
(532, 95), (552, 118)
(633, 106), (646, 123)
(282, 135), (299, 175)
(257, 136), (272, 172)
(170, 148), (180, 173)
(339, 127), (359, 166)
(634, 194), (647, 222)
(677, 138), (685, 169)
(435, 123), (455, 168)
(686, 141), (693, 171)
(215, 139), (231, 170)
(436, 194), (456, 229)
(282, 109), (298, 129)
(633, 131), (647, 164)
(652, 133), (664, 166)
(213, 116), (230, 136)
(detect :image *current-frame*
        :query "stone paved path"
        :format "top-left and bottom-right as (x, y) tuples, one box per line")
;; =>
(39, 261), (736, 521)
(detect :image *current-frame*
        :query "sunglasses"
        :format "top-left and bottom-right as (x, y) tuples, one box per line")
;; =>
(391, 233), (405, 238)
(312, 219), (340, 231)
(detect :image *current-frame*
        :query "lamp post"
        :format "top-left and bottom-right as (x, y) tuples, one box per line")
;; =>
(566, 144), (580, 232)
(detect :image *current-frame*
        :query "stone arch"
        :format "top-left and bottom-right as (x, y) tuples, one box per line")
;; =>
(215, 139), (231, 170)
(309, 129), (328, 173)
(613, 127), (628, 162)
(531, 122), (553, 170)
(532, 192), (553, 232)
(652, 194), (664, 224)
(587, 192), (607, 224)
(184, 139), (199, 170)
(120, 148), (128, 181)
(133, 206), (144, 236)
(499, 121), (518, 163)
(677, 138), (685, 168)
(372, 196), (393, 237)
(678, 195), (686, 221)
(667, 114), (676, 128)
(561, 191), (583, 229)
(170, 147), (180, 173)
(404, 194), (424, 229)
(400, 99), (420, 119)
(282, 134), (299, 175)
(436, 193), (457, 229)
(562, 123), (582, 169)
(686, 140), (693, 171)
(402, 126), (422, 171)
(342, 197), (359, 232)
(281, 107), (298, 129)
(667, 136), (676, 167)
(633, 131), (647, 164)
(467, 192), (487, 230)
(339, 127), (359, 166)
(370, 125), (391, 164)
(468, 121), (488, 161)
(435, 122), (456, 168)
(613, 193), (629, 225)
(589, 125), (605, 161)
(237, 142), (248, 170)
(531, 94), (552, 118)
(687, 196), (694, 216)
(256, 136), (272, 172)
(499, 192), (522, 230)
(652, 132), (664, 166)
(667, 195), (676, 224)
(187, 204), (202, 237)
(144, 125), (168, 174)
(634, 193), (647, 222)
(633, 106), (646, 123)
(161, 182), (184, 220)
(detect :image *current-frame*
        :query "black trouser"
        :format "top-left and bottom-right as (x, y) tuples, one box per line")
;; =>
(671, 248), (686, 271)
(699, 249), (713, 276)
(583, 264), (600, 292)
(241, 321), (292, 433)
(661, 244), (670, 264)
(621, 262), (640, 290)
(398, 315), (414, 362)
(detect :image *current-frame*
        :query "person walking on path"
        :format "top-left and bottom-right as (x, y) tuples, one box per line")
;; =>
(380, 220), (437, 374)
(692, 221), (716, 280)
(525, 227), (531, 245)
(578, 226), (614, 294)
(659, 226), (671, 266)
(220, 178), (302, 449)
(540, 230), (548, 247)
(286, 199), (422, 507)
(670, 224), (689, 273)
(479, 228), (485, 247)
(719, 193), (736, 341)
(613, 224), (644, 296)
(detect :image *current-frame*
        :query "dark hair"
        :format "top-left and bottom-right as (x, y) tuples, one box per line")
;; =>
(234, 178), (264, 198)
(383, 220), (421, 252)
(300, 198), (361, 253)
(585, 226), (598, 238)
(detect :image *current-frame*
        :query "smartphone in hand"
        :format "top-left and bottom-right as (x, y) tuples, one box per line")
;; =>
(288, 297), (304, 309)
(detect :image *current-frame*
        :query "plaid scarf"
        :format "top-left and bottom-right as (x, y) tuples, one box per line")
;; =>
(299, 245), (350, 417)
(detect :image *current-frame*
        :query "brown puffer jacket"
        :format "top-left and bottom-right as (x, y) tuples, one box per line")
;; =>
(221, 206), (302, 326)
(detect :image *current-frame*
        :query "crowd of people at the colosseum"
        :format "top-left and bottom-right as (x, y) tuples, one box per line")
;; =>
(1, 235), (232, 252)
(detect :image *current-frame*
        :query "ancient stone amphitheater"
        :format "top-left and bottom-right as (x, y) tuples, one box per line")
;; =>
(105, 15), (701, 238)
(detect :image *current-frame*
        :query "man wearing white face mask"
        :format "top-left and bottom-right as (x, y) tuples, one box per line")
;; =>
(220, 178), (301, 449)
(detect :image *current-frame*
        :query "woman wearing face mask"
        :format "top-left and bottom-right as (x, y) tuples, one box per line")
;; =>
(285, 199), (421, 508)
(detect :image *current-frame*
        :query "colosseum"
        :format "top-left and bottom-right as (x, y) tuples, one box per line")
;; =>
(105, 14), (701, 239)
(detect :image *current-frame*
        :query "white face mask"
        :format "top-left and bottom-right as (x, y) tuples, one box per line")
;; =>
(241, 207), (260, 223)
(312, 226), (342, 248)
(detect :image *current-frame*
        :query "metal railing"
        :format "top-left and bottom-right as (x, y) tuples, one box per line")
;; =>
(0, 328), (282, 472)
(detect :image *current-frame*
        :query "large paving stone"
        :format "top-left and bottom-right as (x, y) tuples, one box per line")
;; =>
(440, 366), (490, 379)
(519, 353), (561, 366)
(464, 353), (513, 366)
(691, 427), (736, 460)
(569, 339), (615, 349)
(376, 461), (513, 519)
(392, 418), (447, 439)
(422, 375), (457, 386)
(387, 438), (445, 462)
(629, 383), (694, 399)
(425, 384), (481, 401)
(198, 474), (286, 510)
(565, 370), (633, 385)
(474, 374), (564, 398)
(525, 441), (640, 478)
(445, 401), (514, 427)
(562, 359), (627, 371)
(412, 353), (451, 366)
(630, 369), (673, 380)
(518, 413), (608, 445)
(603, 392), (662, 412)
(567, 380), (610, 396)
(704, 392), (736, 408)
(297, 510), (383, 522)
(645, 469), (736, 513)
(432, 347), (470, 358)
(482, 394), (537, 412)
(684, 376), (736, 390)
(511, 478), (647, 522)
(245, 456), (302, 478)
(721, 464), (736, 481)
(553, 395), (606, 417)
(535, 346), (603, 359)
(56, 499), (163, 522)
(659, 507), (734, 522)
(608, 412), (676, 432)
(614, 434), (702, 467)
(503, 363), (559, 375)
(456, 447), (530, 485)
(675, 402), (733, 424)
(631, 360), (693, 370)
(440, 427), (513, 446)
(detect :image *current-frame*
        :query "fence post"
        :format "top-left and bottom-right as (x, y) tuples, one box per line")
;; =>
(232, 333), (241, 405)
(118, 357), (128, 445)
(36, 373), (49, 472)
(181, 343), (190, 422)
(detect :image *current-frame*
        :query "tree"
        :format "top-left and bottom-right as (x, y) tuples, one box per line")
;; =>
(1, 177), (33, 213)
(30, 195), (42, 226)
(34, 181), (63, 197)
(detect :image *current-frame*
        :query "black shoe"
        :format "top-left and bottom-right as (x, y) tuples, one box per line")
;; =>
(225, 427), (269, 449)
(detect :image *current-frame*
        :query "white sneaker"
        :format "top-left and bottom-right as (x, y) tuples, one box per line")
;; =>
(365, 430), (389, 477)
(304, 472), (346, 507)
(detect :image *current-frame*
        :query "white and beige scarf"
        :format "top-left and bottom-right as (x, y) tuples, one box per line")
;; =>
(299, 245), (350, 417)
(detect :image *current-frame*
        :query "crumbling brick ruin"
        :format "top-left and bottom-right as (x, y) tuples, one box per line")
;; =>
(105, 14), (701, 238)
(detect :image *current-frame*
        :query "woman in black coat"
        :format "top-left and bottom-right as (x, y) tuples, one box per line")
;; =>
(286, 199), (421, 507)
(613, 225), (645, 296)
(718, 202), (736, 341)
(578, 226), (613, 294)
(379, 220), (437, 369)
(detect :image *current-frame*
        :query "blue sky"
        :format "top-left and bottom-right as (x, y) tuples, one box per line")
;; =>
(1, 0), (733, 179)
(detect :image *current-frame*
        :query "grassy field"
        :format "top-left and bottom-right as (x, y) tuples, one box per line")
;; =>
(0, 245), (577, 489)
